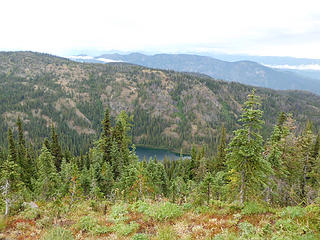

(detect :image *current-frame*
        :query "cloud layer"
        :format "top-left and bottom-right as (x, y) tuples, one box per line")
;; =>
(1, 0), (320, 58)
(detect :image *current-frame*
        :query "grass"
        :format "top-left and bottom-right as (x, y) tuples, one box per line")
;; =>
(1, 199), (320, 240)
(41, 227), (74, 240)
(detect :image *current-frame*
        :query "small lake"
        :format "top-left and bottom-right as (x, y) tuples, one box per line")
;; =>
(135, 146), (189, 161)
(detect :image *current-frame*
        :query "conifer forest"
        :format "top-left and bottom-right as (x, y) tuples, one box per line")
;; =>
(1, 87), (320, 239)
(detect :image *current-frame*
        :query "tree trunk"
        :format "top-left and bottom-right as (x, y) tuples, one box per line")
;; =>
(4, 180), (10, 216)
(207, 181), (210, 205)
(240, 170), (245, 204)
(302, 155), (308, 205)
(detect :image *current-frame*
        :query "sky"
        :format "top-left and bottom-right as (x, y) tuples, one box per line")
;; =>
(1, 0), (320, 58)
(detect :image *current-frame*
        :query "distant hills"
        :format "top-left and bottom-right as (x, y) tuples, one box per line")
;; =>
(2, 51), (320, 154)
(70, 53), (320, 95)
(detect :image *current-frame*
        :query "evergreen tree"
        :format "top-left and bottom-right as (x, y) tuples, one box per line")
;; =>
(312, 132), (320, 160)
(7, 128), (17, 164)
(298, 121), (315, 204)
(50, 125), (63, 171)
(16, 118), (34, 190)
(0, 154), (23, 215)
(226, 89), (272, 204)
(101, 108), (112, 163)
(215, 124), (227, 172)
(34, 145), (60, 200)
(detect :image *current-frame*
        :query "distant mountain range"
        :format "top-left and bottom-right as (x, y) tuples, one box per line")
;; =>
(69, 53), (320, 95)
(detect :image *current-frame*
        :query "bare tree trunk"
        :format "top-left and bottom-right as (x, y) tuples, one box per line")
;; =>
(207, 181), (210, 205)
(4, 180), (10, 216)
(240, 170), (245, 205)
(68, 179), (76, 211)
(302, 156), (308, 205)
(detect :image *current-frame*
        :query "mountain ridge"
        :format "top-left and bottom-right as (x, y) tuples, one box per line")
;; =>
(1, 51), (320, 154)
(91, 53), (320, 95)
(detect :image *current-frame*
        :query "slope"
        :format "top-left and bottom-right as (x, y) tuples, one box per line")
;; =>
(1, 51), (320, 154)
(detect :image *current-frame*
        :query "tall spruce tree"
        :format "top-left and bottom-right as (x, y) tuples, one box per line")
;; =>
(226, 89), (272, 204)
(216, 124), (227, 172)
(16, 118), (34, 189)
(7, 128), (17, 164)
(101, 108), (112, 163)
(50, 125), (63, 171)
(298, 121), (315, 204)
(0, 129), (23, 215)
(34, 145), (60, 200)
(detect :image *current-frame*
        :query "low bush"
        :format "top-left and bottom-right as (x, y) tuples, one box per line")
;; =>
(155, 225), (178, 240)
(241, 202), (268, 215)
(0, 216), (7, 232)
(41, 227), (74, 240)
(132, 233), (150, 240)
(279, 206), (306, 219)
(114, 221), (139, 236)
(109, 202), (129, 223)
(146, 202), (183, 221)
(77, 215), (111, 234)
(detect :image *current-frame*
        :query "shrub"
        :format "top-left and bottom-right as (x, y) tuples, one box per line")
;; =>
(109, 202), (129, 223)
(280, 206), (306, 219)
(20, 207), (41, 220)
(77, 215), (98, 232)
(156, 225), (178, 240)
(238, 222), (257, 239)
(77, 215), (111, 234)
(275, 218), (298, 232)
(114, 221), (139, 236)
(0, 216), (7, 232)
(131, 200), (151, 213)
(41, 227), (74, 240)
(241, 202), (268, 215)
(213, 230), (237, 240)
(146, 202), (183, 221)
(132, 233), (150, 240)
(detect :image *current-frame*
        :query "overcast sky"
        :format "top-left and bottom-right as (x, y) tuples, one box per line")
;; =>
(1, 0), (320, 58)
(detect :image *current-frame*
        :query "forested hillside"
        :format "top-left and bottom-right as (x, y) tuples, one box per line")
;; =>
(1, 90), (320, 239)
(94, 53), (320, 94)
(1, 51), (320, 154)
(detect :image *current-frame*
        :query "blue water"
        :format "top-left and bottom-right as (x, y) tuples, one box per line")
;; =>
(134, 146), (188, 161)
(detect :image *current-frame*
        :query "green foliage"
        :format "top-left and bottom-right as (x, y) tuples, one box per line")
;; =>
(155, 225), (178, 240)
(213, 230), (238, 240)
(241, 202), (268, 215)
(226, 89), (272, 204)
(143, 201), (183, 221)
(77, 215), (111, 234)
(33, 145), (60, 200)
(108, 202), (129, 223)
(0, 216), (7, 232)
(20, 206), (41, 220)
(114, 221), (139, 236)
(41, 227), (74, 240)
(279, 206), (306, 219)
(77, 215), (98, 232)
(132, 233), (150, 240)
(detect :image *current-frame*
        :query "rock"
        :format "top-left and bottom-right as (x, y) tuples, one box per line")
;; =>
(23, 201), (38, 209)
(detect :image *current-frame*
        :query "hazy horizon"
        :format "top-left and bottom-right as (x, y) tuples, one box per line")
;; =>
(1, 0), (320, 59)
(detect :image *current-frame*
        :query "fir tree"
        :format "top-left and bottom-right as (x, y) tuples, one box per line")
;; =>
(226, 89), (272, 204)
(101, 108), (112, 163)
(216, 124), (227, 172)
(298, 121), (315, 204)
(7, 128), (17, 164)
(50, 125), (63, 171)
(0, 154), (23, 215)
(34, 145), (60, 200)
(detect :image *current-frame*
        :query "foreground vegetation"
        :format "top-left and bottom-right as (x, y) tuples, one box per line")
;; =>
(2, 199), (320, 239)
(1, 90), (320, 239)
